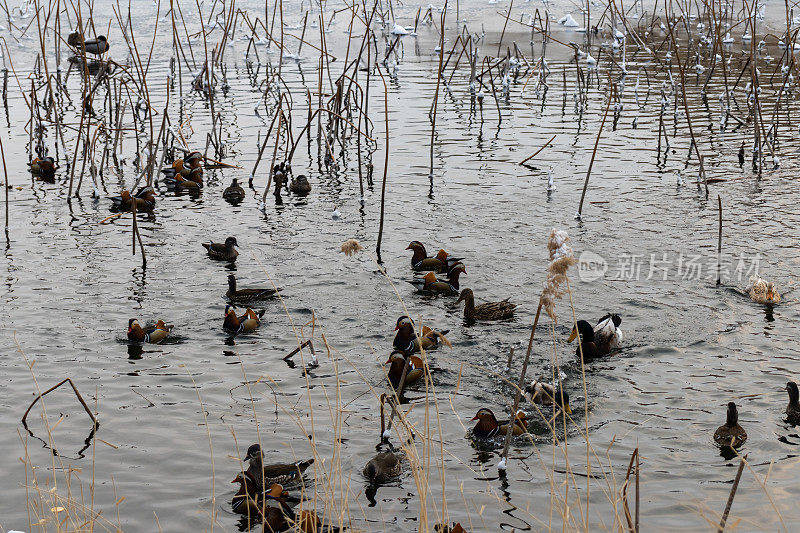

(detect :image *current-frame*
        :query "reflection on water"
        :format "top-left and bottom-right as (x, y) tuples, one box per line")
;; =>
(0, 0), (799, 531)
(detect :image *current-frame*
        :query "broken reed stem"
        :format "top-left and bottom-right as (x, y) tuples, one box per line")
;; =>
(429, 1), (447, 180)
(577, 82), (613, 218)
(716, 194), (722, 286)
(718, 453), (748, 532)
(499, 299), (543, 467)
(375, 61), (389, 263)
(519, 134), (556, 165)
(1, 134), (7, 233)
(21, 378), (98, 427)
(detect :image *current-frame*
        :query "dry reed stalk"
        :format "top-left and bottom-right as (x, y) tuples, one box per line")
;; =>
(577, 80), (613, 218)
(718, 453), (747, 532)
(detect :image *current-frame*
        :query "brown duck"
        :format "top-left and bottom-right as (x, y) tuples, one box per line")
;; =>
(224, 306), (264, 334)
(227, 274), (279, 303)
(223, 178), (246, 204)
(363, 450), (403, 485)
(470, 408), (528, 439)
(386, 350), (425, 390)
(409, 263), (466, 295)
(393, 316), (449, 354)
(230, 472), (288, 529)
(786, 382), (800, 422)
(406, 241), (462, 272)
(713, 402), (747, 448)
(203, 237), (238, 261)
(455, 288), (516, 321)
(110, 186), (156, 213)
(28, 157), (57, 178)
(245, 444), (314, 489)
(127, 319), (171, 344)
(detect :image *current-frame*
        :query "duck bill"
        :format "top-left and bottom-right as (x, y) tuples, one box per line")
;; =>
(564, 404), (572, 415)
(405, 244), (413, 250)
(567, 329), (577, 343)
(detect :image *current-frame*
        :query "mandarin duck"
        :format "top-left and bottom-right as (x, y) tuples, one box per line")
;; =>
(408, 263), (466, 295)
(110, 186), (156, 213)
(470, 408), (528, 439)
(127, 319), (172, 344)
(406, 241), (462, 273)
(393, 316), (449, 354)
(224, 306), (264, 334)
(386, 350), (425, 390)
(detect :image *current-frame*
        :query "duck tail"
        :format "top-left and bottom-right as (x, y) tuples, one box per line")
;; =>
(364, 462), (377, 482)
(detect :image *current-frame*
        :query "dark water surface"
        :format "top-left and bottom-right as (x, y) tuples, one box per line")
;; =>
(1, 1), (800, 531)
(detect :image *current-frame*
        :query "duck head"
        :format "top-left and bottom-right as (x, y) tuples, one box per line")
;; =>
(127, 319), (140, 333)
(552, 389), (572, 414)
(447, 263), (466, 278)
(186, 151), (203, 167)
(787, 382), (799, 405)
(470, 408), (498, 424)
(725, 402), (739, 427)
(228, 274), (237, 291)
(394, 316), (414, 331)
(455, 288), (473, 305)
(406, 241), (427, 262)
(568, 320), (595, 343)
(245, 443), (263, 462)
(225, 237), (238, 249)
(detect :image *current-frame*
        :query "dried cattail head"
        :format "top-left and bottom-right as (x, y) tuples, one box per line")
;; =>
(541, 229), (577, 321)
(748, 275), (781, 304)
(340, 239), (364, 256)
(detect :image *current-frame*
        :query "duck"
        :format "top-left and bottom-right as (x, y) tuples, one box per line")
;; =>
(408, 263), (466, 295)
(386, 350), (425, 390)
(244, 444), (314, 489)
(455, 288), (516, 321)
(393, 316), (449, 354)
(227, 274), (279, 303)
(223, 305), (264, 334)
(110, 186), (156, 213)
(127, 319), (172, 344)
(470, 408), (528, 439)
(525, 380), (572, 414)
(290, 174), (312, 195)
(785, 382), (800, 422)
(748, 276), (781, 305)
(161, 159), (192, 180)
(230, 473), (288, 528)
(68, 33), (110, 55)
(202, 236), (238, 261)
(223, 178), (246, 204)
(713, 402), (747, 448)
(363, 450), (403, 485)
(406, 241), (462, 273)
(172, 173), (201, 192)
(28, 156), (56, 178)
(568, 314), (622, 359)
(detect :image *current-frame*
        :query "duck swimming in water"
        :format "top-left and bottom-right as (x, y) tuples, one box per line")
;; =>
(408, 263), (466, 295)
(568, 314), (622, 359)
(392, 316), (449, 354)
(455, 288), (516, 321)
(470, 408), (528, 439)
(406, 241), (462, 273)
(713, 402), (747, 448)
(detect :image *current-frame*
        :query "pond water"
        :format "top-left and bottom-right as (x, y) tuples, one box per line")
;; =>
(1, 0), (799, 531)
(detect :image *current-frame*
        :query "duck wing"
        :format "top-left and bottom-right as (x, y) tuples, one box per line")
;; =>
(474, 300), (517, 320)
